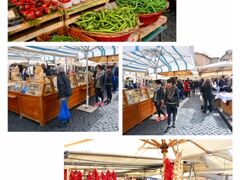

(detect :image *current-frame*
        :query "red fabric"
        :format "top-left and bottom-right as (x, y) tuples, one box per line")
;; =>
(184, 81), (190, 92)
(164, 158), (173, 180)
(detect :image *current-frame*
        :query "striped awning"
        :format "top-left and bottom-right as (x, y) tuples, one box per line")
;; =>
(8, 46), (118, 60)
(123, 46), (195, 73)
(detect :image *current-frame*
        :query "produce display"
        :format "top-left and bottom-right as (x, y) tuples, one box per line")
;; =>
(75, 7), (138, 33)
(116, 0), (168, 14)
(49, 35), (78, 42)
(10, 0), (58, 20)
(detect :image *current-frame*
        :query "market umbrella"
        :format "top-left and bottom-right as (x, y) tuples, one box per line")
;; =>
(90, 55), (119, 64)
(159, 70), (193, 77)
(143, 74), (167, 80)
(197, 61), (232, 78)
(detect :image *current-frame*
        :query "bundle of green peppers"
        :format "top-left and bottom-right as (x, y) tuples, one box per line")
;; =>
(116, 0), (167, 14)
(75, 7), (138, 33)
(49, 35), (77, 42)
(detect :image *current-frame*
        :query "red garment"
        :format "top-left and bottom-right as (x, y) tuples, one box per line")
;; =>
(184, 81), (190, 92)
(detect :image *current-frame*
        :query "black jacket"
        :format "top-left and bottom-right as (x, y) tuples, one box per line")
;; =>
(153, 86), (164, 103)
(57, 73), (72, 98)
(202, 84), (213, 100)
(106, 71), (113, 86)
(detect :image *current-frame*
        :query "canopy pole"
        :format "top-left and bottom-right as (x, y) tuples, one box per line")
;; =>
(85, 51), (89, 107)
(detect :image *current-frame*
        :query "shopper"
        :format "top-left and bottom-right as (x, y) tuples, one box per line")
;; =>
(94, 65), (106, 107)
(153, 80), (167, 121)
(190, 81), (197, 96)
(202, 79), (214, 113)
(184, 78), (191, 97)
(177, 80), (184, 100)
(57, 65), (72, 126)
(164, 78), (179, 133)
(105, 65), (113, 104)
(41, 63), (52, 76)
(112, 63), (118, 93)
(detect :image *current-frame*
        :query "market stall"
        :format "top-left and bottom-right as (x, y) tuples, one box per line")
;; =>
(8, 0), (174, 42)
(64, 139), (232, 180)
(8, 46), (119, 126)
(197, 61), (232, 117)
(122, 46), (195, 133)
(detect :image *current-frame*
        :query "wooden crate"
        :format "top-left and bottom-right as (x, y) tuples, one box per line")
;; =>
(8, 10), (64, 36)
(128, 15), (167, 42)
(9, 20), (65, 42)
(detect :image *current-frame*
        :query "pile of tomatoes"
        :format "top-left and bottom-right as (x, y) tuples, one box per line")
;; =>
(11, 0), (58, 21)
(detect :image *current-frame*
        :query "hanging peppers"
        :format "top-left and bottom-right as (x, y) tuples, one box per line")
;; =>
(112, 170), (117, 180)
(164, 158), (174, 180)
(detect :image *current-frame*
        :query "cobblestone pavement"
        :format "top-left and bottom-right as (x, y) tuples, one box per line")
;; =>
(161, 10), (176, 42)
(125, 94), (232, 135)
(8, 93), (119, 132)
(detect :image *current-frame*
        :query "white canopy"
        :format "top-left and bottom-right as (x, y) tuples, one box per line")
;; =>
(64, 139), (232, 178)
(123, 46), (195, 74)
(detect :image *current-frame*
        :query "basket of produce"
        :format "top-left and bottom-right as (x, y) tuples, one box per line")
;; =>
(73, 7), (140, 42)
(37, 26), (79, 42)
(37, 26), (96, 42)
(10, 0), (58, 21)
(117, 0), (168, 27)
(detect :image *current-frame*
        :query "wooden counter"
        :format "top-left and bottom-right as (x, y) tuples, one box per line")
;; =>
(138, 99), (153, 122)
(8, 84), (95, 126)
(221, 101), (232, 116)
(8, 91), (21, 114)
(123, 103), (139, 134)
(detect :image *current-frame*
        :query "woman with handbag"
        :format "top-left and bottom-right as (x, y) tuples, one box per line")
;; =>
(164, 78), (179, 133)
(57, 65), (72, 127)
(152, 80), (167, 121)
(94, 65), (106, 107)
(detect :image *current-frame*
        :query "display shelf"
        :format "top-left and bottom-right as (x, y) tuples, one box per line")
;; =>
(8, 11), (64, 35)
(123, 88), (153, 133)
(9, 20), (65, 42)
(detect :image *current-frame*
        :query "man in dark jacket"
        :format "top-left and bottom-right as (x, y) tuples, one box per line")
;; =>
(57, 65), (72, 126)
(112, 63), (118, 93)
(105, 65), (113, 104)
(153, 80), (166, 121)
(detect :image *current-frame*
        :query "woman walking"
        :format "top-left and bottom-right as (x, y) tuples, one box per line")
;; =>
(164, 78), (179, 133)
(202, 79), (214, 113)
(57, 65), (72, 127)
(94, 65), (106, 107)
(153, 80), (167, 121)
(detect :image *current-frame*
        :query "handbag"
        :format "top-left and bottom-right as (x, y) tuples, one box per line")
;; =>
(58, 99), (71, 121)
